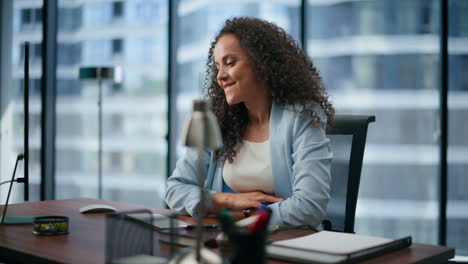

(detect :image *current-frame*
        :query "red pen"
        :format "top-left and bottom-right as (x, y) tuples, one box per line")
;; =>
(248, 208), (270, 233)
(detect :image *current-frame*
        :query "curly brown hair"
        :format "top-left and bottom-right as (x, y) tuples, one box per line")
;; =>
(205, 17), (334, 163)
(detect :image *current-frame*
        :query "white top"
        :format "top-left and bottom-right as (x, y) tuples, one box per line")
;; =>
(222, 140), (274, 194)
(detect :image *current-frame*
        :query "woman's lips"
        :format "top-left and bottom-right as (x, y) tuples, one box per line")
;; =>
(223, 81), (235, 89)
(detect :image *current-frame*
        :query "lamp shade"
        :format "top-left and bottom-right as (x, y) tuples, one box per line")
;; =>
(78, 66), (122, 83)
(181, 99), (222, 149)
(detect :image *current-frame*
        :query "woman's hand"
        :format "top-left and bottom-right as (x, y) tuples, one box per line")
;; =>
(211, 191), (284, 211)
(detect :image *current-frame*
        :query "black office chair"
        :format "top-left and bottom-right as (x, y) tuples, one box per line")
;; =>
(322, 115), (376, 233)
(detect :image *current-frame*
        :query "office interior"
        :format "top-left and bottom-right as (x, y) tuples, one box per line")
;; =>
(0, 0), (466, 260)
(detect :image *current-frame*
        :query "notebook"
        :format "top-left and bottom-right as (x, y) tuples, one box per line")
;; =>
(267, 231), (412, 264)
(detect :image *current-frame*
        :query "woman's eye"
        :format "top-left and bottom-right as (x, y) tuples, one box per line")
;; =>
(227, 61), (235, 66)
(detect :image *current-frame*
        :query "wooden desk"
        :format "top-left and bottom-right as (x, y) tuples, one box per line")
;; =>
(0, 198), (455, 264)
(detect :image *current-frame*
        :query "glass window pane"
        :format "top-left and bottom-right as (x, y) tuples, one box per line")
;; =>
(56, 0), (168, 207)
(307, 0), (440, 244)
(0, 0), (43, 203)
(448, 0), (468, 257)
(174, 0), (300, 156)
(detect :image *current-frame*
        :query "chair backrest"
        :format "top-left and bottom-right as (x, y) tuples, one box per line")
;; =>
(323, 115), (375, 233)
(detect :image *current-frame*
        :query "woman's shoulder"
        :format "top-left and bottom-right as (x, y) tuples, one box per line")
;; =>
(273, 102), (327, 124)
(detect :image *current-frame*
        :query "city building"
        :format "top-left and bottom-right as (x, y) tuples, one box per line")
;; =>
(1, 0), (466, 257)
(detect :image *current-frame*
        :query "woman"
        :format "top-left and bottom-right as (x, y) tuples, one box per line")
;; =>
(165, 17), (334, 228)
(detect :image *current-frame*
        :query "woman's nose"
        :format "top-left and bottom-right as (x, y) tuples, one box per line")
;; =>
(217, 67), (227, 82)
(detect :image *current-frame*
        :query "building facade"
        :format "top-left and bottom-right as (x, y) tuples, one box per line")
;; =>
(4, 0), (467, 255)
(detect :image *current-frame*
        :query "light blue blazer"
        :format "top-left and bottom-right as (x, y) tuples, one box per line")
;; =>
(165, 103), (332, 228)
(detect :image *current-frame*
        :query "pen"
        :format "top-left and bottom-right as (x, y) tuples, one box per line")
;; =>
(219, 209), (235, 235)
(186, 224), (219, 230)
(248, 208), (271, 234)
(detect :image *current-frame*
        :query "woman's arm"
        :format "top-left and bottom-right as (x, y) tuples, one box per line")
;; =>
(211, 191), (283, 211)
(269, 109), (332, 228)
(165, 149), (216, 217)
(166, 148), (283, 218)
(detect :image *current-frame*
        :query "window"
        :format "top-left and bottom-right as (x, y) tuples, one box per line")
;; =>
(56, 0), (168, 208)
(34, 8), (42, 23)
(112, 1), (124, 18)
(419, 2), (433, 34)
(21, 9), (31, 24)
(112, 38), (123, 55)
(308, 0), (468, 257)
(20, 8), (42, 27)
(1, 0), (465, 257)
(448, 0), (468, 256)
(57, 43), (81, 65)
(307, 0), (440, 246)
(1, 0), (44, 203)
(33, 43), (42, 59)
(109, 152), (122, 171)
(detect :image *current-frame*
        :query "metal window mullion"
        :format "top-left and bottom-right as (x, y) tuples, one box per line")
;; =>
(438, 0), (448, 246)
(40, 0), (57, 200)
(167, 0), (178, 182)
(300, 0), (307, 50)
(0, 2), (14, 198)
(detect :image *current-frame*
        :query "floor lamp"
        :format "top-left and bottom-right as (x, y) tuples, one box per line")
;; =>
(78, 66), (121, 199)
(173, 99), (223, 264)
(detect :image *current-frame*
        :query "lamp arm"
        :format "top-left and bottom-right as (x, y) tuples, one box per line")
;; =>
(195, 147), (206, 261)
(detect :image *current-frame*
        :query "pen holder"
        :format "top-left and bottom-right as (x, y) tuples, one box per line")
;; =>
(228, 229), (268, 264)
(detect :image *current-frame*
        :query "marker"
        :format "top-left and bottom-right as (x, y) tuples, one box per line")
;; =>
(248, 208), (271, 234)
(219, 209), (235, 235)
(186, 224), (219, 230)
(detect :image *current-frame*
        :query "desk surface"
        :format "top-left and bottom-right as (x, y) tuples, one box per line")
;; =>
(0, 198), (455, 264)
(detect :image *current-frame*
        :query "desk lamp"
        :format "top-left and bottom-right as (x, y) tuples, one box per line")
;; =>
(78, 66), (121, 199)
(174, 99), (222, 264)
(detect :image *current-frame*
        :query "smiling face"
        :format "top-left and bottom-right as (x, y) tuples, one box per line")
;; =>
(213, 34), (265, 105)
